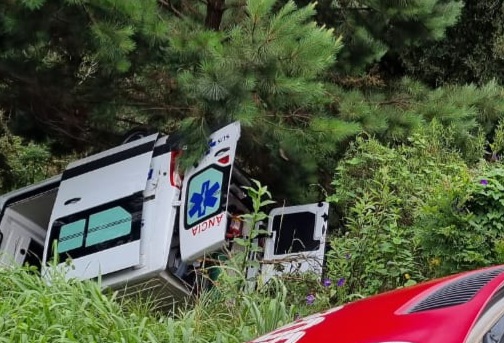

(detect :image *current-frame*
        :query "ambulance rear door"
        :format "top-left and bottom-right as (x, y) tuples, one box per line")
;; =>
(261, 202), (329, 282)
(179, 122), (240, 262)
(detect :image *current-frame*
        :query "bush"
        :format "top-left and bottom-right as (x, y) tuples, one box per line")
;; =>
(415, 164), (504, 276)
(326, 125), (475, 300)
(0, 118), (74, 192)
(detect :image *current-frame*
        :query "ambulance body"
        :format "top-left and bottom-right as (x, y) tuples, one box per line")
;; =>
(0, 122), (328, 304)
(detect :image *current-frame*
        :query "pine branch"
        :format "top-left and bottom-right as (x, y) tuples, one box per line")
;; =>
(377, 98), (411, 109)
(0, 63), (38, 87)
(157, 0), (184, 18)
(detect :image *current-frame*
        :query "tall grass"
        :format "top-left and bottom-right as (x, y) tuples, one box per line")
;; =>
(0, 266), (166, 342)
(0, 266), (298, 342)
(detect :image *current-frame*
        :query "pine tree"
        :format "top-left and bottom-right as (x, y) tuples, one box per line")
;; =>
(328, 76), (504, 163)
(0, 0), (351, 201)
(400, 0), (504, 86)
(162, 0), (357, 200)
(289, 0), (464, 75)
(0, 0), (168, 146)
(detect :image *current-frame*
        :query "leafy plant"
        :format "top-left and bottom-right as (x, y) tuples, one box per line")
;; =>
(326, 126), (475, 298)
(416, 164), (504, 276)
(327, 184), (421, 298)
(0, 117), (73, 192)
(0, 266), (174, 342)
(232, 179), (276, 277)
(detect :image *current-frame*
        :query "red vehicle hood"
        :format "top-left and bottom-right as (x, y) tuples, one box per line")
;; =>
(251, 265), (504, 343)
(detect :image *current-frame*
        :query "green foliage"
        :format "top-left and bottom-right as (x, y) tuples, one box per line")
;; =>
(490, 119), (504, 159)
(178, 274), (297, 342)
(400, 78), (504, 162)
(416, 164), (504, 276)
(0, 264), (296, 342)
(165, 0), (348, 201)
(271, 272), (336, 315)
(331, 83), (423, 142)
(0, 135), (50, 190)
(224, 179), (275, 290)
(326, 126), (474, 298)
(0, 119), (72, 192)
(327, 189), (421, 297)
(330, 77), (504, 163)
(401, 0), (504, 86)
(0, 0), (168, 145)
(297, 0), (464, 74)
(0, 266), (171, 341)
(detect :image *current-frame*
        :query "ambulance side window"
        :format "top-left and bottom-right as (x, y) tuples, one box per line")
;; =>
(86, 207), (133, 247)
(58, 219), (86, 254)
(48, 192), (143, 262)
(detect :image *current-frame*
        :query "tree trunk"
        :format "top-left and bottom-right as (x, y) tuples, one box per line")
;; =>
(204, 0), (225, 30)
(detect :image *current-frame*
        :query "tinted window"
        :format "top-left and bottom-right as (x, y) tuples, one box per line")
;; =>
(58, 219), (85, 254)
(48, 192), (142, 262)
(86, 207), (132, 247)
(272, 212), (319, 255)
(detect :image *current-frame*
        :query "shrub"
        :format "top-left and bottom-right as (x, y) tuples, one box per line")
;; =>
(415, 164), (504, 276)
(326, 125), (474, 300)
(0, 117), (74, 192)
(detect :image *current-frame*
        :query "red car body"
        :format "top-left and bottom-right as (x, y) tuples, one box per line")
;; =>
(251, 265), (504, 343)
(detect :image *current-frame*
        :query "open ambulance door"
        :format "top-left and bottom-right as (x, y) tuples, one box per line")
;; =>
(261, 202), (329, 282)
(179, 122), (241, 262)
(43, 134), (158, 280)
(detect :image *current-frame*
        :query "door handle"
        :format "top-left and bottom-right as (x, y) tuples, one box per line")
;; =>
(64, 197), (81, 205)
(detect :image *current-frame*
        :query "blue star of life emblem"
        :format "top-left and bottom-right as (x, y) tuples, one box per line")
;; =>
(189, 180), (220, 218)
(185, 167), (224, 225)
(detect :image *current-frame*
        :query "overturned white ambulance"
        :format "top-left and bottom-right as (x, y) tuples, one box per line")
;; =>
(0, 122), (328, 304)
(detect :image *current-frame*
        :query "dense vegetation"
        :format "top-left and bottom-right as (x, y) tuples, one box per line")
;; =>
(3, 0), (504, 341)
